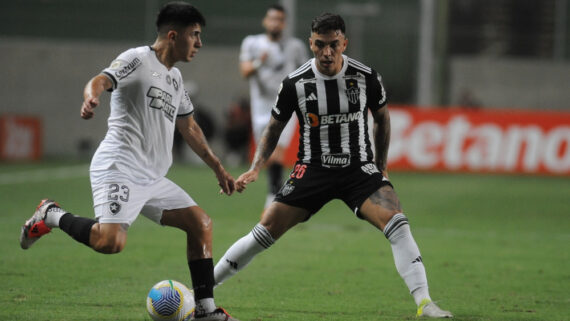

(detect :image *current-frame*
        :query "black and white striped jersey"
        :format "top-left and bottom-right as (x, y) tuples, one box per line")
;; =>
(272, 55), (387, 168)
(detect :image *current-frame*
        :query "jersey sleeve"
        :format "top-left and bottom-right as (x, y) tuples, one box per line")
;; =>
(271, 79), (296, 122)
(177, 88), (194, 118)
(102, 48), (142, 92)
(367, 70), (388, 111)
(239, 36), (255, 62)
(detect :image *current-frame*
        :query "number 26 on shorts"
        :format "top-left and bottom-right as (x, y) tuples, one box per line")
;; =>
(290, 164), (307, 179)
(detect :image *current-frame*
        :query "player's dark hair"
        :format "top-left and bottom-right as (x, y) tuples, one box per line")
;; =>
(311, 13), (345, 35)
(156, 2), (206, 34)
(267, 3), (286, 14)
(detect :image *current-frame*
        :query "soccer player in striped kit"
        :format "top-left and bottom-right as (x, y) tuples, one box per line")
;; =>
(19, 2), (238, 320)
(215, 13), (453, 318)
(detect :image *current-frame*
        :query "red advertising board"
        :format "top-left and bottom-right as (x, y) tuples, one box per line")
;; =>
(251, 106), (569, 176)
(388, 106), (570, 175)
(0, 115), (42, 161)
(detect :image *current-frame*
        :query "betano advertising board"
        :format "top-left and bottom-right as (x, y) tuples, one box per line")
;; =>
(278, 106), (570, 176)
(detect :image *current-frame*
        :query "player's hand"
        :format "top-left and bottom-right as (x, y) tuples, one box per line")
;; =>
(235, 170), (259, 193)
(382, 169), (389, 180)
(260, 52), (269, 63)
(81, 97), (99, 119)
(216, 167), (236, 196)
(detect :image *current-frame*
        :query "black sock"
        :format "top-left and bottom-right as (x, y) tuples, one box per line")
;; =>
(59, 213), (96, 247)
(267, 163), (283, 195)
(188, 258), (215, 300)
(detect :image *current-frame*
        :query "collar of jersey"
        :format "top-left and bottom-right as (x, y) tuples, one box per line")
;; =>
(311, 54), (349, 80)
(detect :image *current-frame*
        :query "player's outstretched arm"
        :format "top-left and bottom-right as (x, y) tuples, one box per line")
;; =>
(372, 106), (391, 177)
(235, 117), (286, 193)
(81, 74), (112, 119)
(176, 115), (236, 195)
(239, 52), (268, 78)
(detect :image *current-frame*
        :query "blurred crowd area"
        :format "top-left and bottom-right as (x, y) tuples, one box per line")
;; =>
(0, 0), (569, 164)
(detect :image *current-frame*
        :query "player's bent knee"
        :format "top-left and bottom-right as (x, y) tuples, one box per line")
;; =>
(91, 226), (127, 254)
(174, 207), (212, 238)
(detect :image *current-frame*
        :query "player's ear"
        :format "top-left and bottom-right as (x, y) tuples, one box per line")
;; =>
(167, 30), (177, 41)
(342, 37), (348, 52)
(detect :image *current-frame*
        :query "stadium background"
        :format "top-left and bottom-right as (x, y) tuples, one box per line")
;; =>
(1, 0), (569, 168)
(1, 2), (569, 320)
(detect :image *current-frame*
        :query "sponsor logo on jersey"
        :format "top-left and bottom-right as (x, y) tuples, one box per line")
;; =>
(361, 163), (380, 175)
(114, 57), (141, 79)
(322, 153), (350, 168)
(306, 111), (362, 127)
(306, 113), (319, 127)
(147, 87), (176, 122)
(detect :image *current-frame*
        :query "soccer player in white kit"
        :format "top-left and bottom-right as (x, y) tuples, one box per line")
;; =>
(239, 4), (308, 209)
(19, 3), (238, 321)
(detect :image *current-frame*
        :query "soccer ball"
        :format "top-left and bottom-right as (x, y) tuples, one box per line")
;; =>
(146, 280), (195, 321)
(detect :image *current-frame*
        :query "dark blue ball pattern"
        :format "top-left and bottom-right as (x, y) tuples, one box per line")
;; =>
(151, 286), (182, 316)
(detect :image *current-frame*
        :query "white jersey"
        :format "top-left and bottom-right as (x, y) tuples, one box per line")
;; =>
(90, 46), (194, 185)
(240, 34), (308, 130)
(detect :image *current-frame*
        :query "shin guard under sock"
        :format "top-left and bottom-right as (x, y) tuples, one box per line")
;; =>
(58, 213), (96, 247)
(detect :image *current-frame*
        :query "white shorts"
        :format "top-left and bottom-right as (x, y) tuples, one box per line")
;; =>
(90, 170), (196, 226)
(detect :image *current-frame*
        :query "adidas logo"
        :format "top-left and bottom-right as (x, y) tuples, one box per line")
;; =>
(412, 256), (423, 264)
(226, 259), (238, 270)
(306, 92), (317, 101)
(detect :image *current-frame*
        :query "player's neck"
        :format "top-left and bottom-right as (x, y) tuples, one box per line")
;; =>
(150, 41), (175, 70)
(267, 32), (282, 42)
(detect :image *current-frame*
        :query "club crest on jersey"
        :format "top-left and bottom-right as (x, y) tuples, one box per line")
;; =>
(279, 181), (295, 196)
(345, 83), (360, 104)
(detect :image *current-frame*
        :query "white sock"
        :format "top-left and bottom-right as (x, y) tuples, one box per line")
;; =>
(384, 213), (430, 306)
(44, 207), (66, 228)
(214, 224), (274, 285)
(194, 298), (216, 314)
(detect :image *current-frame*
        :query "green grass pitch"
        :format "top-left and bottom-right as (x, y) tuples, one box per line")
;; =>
(1, 162), (568, 321)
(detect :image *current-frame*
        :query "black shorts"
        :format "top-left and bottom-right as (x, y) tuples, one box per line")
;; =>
(274, 161), (393, 220)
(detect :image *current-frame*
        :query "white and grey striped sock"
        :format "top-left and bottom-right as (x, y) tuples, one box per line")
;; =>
(214, 224), (275, 286)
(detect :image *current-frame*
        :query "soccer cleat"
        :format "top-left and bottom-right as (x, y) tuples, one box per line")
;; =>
(19, 199), (60, 250)
(191, 307), (239, 321)
(417, 299), (453, 318)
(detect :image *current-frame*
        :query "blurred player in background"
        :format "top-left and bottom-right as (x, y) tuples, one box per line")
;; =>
(215, 13), (453, 319)
(239, 4), (308, 210)
(19, 2), (238, 320)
